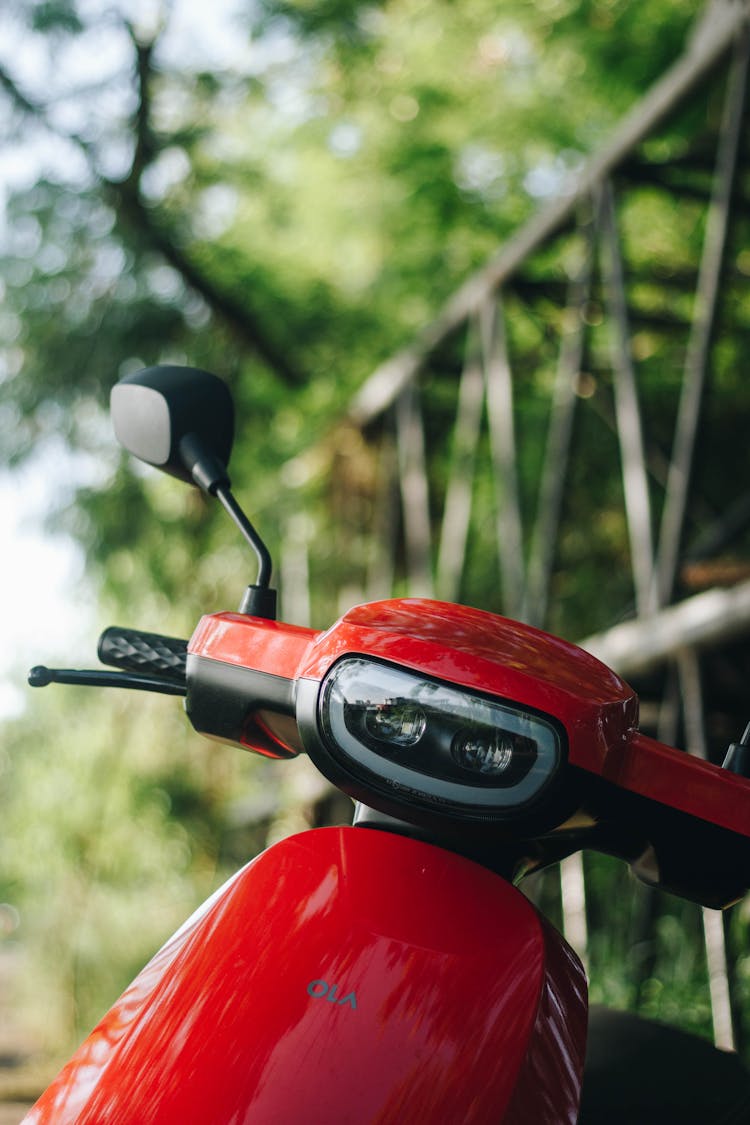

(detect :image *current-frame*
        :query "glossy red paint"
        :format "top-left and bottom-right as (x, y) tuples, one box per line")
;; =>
(608, 730), (750, 839)
(186, 613), (318, 756)
(185, 599), (750, 841)
(24, 828), (586, 1125)
(298, 598), (639, 774)
(188, 611), (318, 680)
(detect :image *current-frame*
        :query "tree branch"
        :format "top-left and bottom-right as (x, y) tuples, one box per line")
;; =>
(0, 37), (306, 387)
(0, 62), (41, 117)
(114, 185), (306, 383)
(122, 24), (158, 191)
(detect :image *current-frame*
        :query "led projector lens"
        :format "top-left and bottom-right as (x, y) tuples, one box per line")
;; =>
(364, 700), (426, 747)
(452, 730), (516, 776)
(318, 658), (563, 818)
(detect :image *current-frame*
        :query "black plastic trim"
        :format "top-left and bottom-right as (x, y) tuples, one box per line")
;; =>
(573, 771), (750, 909)
(186, 653), (296, 752)
(295, 666), (573, 836)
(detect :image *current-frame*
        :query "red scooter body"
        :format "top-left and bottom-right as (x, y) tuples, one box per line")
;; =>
(25, 597), (750, 1122)
(26, 599), (601, 1123)
(25, 827), (586, 1124)
(25, 367), (750, 1122)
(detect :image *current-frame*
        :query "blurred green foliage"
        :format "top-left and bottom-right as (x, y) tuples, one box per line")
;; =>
(2, 0), (749, 1067)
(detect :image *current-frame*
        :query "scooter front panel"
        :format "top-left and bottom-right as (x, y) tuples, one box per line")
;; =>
(25, 827), (586, 1124)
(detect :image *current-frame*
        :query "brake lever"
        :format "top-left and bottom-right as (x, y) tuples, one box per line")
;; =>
(28, 665), (187, 697)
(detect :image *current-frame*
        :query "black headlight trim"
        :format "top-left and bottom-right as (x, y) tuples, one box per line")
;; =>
(310, 655), (568, 824)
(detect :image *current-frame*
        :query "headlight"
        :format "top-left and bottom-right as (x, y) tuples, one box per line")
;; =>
(316, 658), (564, 822)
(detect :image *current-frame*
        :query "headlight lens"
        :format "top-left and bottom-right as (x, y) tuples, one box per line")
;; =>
(451, 729), (518, 776)
(319, 658), (563, 819)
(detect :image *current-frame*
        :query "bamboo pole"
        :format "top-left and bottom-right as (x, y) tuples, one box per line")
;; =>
(436, 318), (486, 603)
(349, 2), (748, 428)
(656, 29), (750, 605)
(581, 578), (750, 678)
(395, 385), (434, 597)
(481, 296), (525, 619)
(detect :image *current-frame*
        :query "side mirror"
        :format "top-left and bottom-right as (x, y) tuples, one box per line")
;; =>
(112, 365), (276, 618)
(111, 365), (234, 491)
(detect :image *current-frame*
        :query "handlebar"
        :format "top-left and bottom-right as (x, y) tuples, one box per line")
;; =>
(28, 626), (189, 696)
(98, 627), (188, 684)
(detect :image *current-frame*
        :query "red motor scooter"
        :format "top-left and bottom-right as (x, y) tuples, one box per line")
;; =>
(24, 366), (750, 1123)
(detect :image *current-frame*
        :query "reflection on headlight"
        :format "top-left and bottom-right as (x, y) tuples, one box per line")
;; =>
(364, 700), (426, 747)
(452, 730), (518, 776)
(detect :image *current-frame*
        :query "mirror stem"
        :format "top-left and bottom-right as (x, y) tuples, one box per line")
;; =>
(214, 483), (273, 589)
(180, 432), (275, 595)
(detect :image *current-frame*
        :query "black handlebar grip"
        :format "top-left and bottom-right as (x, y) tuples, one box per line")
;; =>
(98, 627), (188, 684)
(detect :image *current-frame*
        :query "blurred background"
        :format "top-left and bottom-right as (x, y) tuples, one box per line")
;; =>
(1, 0), (750, 1110)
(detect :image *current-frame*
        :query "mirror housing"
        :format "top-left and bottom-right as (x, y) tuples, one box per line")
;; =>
(111, 366), (234, 490)
(111, 365), (277, 617)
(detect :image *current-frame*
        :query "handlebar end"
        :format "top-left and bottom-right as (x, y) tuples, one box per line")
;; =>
(28, 665), (53, 687)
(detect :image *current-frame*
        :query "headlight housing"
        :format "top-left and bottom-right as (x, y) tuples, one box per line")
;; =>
(310, 657), (565, 824)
